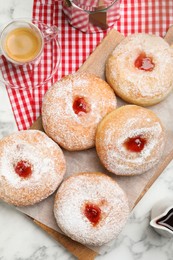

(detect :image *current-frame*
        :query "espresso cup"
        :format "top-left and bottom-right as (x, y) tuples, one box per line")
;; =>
(0, 19), (58, 65)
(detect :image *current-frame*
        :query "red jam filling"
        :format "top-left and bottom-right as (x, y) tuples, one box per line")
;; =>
(84, 203), (101, 226)
(14, 160), (32, 178)
(134, 52), (155, 71)
(73, 97), (90, 115)
(124, 135), (147, 153)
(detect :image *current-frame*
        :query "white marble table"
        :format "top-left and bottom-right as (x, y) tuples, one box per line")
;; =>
(0, 1), (173, 259)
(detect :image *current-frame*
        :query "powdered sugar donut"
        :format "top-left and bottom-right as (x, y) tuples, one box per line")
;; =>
(0, 130), (66, 206)
(54, 172), (129, 246)
(96, 105), (166, 176)
(42, 72), (117, 151)
(106, 33), (173, 106)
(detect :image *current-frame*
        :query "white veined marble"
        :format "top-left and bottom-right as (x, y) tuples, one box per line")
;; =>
(0, 0), (173, 259)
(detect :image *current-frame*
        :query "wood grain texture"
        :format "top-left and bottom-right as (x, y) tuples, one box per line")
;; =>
(164, 26), (173, 47)
(33, 219), (97, 260)
(28, 27), (173, 260)
(78, 29), (124, 78)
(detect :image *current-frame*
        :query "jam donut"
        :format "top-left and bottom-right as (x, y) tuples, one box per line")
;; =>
(106, 33), (173, 106)
(0, 130), (66, 206)
(54, 172), (129, 246)
(42, 72), (117, 151)
(96, 105), (166, 176)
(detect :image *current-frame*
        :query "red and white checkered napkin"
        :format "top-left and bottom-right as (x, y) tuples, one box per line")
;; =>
(3, 0), (173, 130)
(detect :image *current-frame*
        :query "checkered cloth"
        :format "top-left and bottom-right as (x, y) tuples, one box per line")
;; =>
(4, 0), (173, 130)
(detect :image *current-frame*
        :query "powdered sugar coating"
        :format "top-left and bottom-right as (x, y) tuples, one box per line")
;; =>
(42, 72), (117, 151)
(0, 130), (66, 206)
(106, 33), (173, 106)
(54, 172), (129, 246)
(96, 105), (166, 176)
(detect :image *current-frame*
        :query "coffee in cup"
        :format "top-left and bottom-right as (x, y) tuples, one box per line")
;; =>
(0, 20), (43, 65)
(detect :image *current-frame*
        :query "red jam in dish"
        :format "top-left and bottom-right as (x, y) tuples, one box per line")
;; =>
(84, 203), (101, 226)
(124, 135), (147, 152)
(73, 97), (90, 115)
(134, 52), (155, 71)
(14, 160), (32, 178)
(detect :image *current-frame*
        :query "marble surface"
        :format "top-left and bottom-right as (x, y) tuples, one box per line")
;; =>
(0, 1), (173, 260)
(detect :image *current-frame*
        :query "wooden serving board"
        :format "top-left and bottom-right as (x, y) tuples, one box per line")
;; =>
(28, 28), (173, 259)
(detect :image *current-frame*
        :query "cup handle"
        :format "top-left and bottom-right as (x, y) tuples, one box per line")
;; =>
(42, 25), (59, 43)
